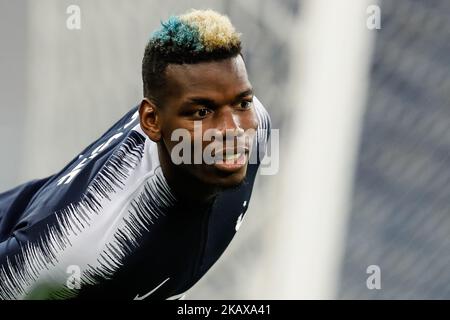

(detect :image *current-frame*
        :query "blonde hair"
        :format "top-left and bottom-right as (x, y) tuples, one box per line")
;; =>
(142, 9), (243, 100)
(180, 9), (241, 51)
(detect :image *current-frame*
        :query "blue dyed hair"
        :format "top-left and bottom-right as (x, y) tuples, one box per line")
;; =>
(151, 16), (204, 54)
(142, 12), (242, 104)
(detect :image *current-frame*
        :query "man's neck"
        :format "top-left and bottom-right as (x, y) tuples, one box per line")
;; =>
(157, 143), (219, 207)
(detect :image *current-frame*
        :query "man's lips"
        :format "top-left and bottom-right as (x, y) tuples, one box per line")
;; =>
(211, 146), (250, 160)
(213, 153), (248, 172)
(211, 147), (249, 172)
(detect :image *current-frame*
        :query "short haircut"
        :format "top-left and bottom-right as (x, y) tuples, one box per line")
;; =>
(142, 9), (242, 104)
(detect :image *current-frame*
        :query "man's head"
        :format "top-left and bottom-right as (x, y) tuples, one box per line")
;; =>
(140, 9), (258, 192)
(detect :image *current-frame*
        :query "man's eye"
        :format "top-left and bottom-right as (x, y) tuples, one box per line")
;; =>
(195, 108), (211, 118)
(240, 100), (253, 109)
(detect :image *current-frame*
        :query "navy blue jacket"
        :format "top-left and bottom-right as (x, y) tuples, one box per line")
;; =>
(0, 98), (270, 300)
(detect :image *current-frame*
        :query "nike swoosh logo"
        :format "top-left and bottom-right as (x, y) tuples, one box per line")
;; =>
(134, 277), (170, 300)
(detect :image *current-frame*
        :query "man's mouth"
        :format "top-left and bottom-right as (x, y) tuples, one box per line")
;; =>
(212, 148), (249, 172)
(223, 152), (244, 161)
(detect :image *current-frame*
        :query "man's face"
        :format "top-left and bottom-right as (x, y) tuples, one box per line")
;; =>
(158, 55), (258, 189)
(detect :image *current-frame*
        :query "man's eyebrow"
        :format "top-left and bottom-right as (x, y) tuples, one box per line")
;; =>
(230, 88), (254, 105)
(236, 88), (254, 98)
(184, 88), (254, 108)
(185, 97), (217, 107)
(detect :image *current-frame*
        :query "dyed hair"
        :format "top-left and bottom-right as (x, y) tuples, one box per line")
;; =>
(142, 9), (242, 104)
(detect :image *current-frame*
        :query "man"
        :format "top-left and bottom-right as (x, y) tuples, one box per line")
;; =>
(0, 9), (271, 299)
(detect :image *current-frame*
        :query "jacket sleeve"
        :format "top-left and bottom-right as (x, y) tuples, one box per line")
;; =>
(0, 177), (52, 251)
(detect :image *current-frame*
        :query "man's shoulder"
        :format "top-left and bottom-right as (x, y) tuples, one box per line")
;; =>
(254, 96), (271, 134)
(9, 105), (149, 226)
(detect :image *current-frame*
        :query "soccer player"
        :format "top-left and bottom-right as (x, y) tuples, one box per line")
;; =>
(0, 9), (271, 300)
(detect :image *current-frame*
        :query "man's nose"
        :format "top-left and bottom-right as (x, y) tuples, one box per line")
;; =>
(215, 107), (244, 138)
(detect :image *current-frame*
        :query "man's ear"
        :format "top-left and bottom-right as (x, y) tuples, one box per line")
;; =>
(139, 98), (162, 142)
